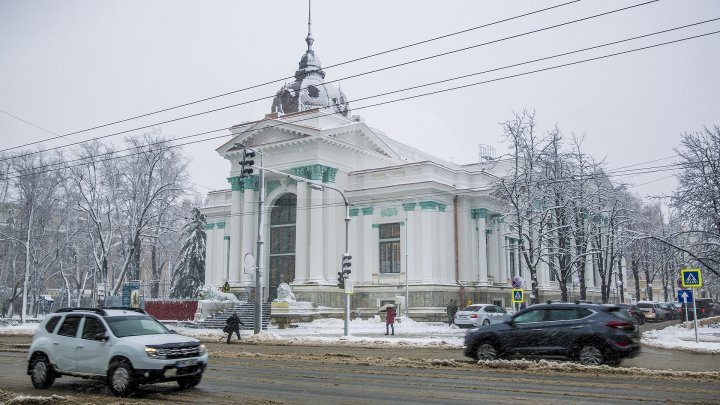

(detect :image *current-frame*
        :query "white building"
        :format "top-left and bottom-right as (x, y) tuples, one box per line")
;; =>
(202, 19), (607, 319)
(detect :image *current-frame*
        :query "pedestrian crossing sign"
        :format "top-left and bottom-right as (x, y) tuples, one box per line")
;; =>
(680, 268), (702, 288)
(512, 289), (524, 303)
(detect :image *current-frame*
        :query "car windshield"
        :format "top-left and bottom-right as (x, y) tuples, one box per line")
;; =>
(462, 306), (481, 312)
(105, 315), (172, 337)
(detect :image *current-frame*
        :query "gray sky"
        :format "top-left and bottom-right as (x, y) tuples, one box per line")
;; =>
(1, 0), (718, 202)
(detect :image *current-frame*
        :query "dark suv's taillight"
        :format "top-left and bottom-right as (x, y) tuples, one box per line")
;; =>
(607, 320), (633, 329)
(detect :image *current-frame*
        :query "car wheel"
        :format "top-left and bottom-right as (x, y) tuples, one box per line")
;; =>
(475, 342), (499, 361)
(30, 355), (55, 389)
(108, 360), (137, 397)
(177, 373), (202, 389)
(578, 344), (604, 366)
(482, 319), (491, 326)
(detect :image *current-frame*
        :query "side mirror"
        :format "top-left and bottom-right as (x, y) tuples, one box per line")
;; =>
(94, 332), (109, 342)
(504, 319), (513, 326)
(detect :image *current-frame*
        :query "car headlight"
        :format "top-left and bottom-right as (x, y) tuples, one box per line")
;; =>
(145, 347), (167, 359)
(199, 344), (208, 356)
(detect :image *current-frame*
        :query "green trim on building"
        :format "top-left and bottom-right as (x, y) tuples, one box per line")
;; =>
(471, 208), (488, 219)
(419, 201), (438, 210)
(324, 167), (337, 183)
(380, 208), (397, 217)
(438, 203), (447, 212)
(266, 180), (281, 194)
(402, 202), (416, 212)
(349, 208), (359, 217)
(227, 176), (244, 192)
(224, 236), (230, 240)
(361, 207), (374, 216)
(205, 223), (215, 230)
(216, 222), (226, 229)
(291, 164), (338, 183)
(371, 224), (380, 229)
(243, 176), (258, 192)
(486, 229), (492, 234)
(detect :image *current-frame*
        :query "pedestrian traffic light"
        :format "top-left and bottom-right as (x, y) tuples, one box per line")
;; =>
(342, 253), (352, 276)
(240, 148), (256, 177)
(337, 271), (345, 289)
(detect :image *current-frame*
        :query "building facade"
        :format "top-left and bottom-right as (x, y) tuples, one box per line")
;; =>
(202, 22), (609, 319)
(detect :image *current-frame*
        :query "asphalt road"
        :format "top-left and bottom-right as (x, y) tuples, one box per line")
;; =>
(0, 330), (718, 405)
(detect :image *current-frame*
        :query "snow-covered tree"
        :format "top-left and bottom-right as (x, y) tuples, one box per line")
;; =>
(170, 207), (206, 298)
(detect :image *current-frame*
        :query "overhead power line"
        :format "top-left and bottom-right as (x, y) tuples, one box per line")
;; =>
(1, 26), (718, 183)
(0, 0), (658, 160)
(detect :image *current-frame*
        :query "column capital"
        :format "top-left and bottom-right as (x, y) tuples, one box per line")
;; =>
(402, 202), (416, 212)
(227, 176), (244, 192)
(471, 208), (488, 219)
(419, 201), (438, 210)
(291, 164), (338, 183)
(361, 207), (374, 216)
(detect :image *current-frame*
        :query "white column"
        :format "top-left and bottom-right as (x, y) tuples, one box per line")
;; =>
(487, 219), (499, 284)
(308, 186), (323, 282)
(294, 181), (309, 283)
(475, 210), (488, 285)
(228, 183), (242, 283)
(418, 203), (435, 282)
(204, 224), (215, 286)
(323, 188), (337, 283)
(240, 184), (255, 286)
(498, 222), (507, 284)
(361, 208), (374, 281)
(403, 204), (416, 285)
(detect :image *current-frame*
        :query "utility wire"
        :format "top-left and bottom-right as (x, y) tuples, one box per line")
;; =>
(0, 0), (585, 154)
(0, 0), (660, 161)
(2, 28), (718, 188)
(3, 19), (715, 178)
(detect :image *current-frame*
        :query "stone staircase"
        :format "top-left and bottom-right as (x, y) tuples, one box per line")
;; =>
(187, 301), (271, 330)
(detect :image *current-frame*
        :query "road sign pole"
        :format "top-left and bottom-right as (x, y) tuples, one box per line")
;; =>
(691, 287), (698, 343)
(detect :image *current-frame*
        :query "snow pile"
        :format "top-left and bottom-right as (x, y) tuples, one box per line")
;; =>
(0, 389), (74, 404)
(475, 358), (720, 378)
(642, 324), (720, 354)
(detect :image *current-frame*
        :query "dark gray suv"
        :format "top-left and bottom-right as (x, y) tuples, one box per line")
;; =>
(463, 302), (640, 366)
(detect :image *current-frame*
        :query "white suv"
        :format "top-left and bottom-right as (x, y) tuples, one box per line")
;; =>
(27, 307), (208, 396)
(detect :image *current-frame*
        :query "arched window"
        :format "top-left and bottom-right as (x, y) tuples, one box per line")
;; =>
(269, 194), (296, 299)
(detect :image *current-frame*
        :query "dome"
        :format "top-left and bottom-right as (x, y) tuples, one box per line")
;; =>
(271, 30), (350, 117)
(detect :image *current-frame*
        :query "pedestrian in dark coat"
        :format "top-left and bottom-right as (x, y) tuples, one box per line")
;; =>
(385, 306), (396, 335)
(225, 312), (244, 344)
(447, 299), (458, 326)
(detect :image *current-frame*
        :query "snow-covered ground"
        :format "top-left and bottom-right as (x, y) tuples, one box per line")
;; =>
(3, 315), (719, 354)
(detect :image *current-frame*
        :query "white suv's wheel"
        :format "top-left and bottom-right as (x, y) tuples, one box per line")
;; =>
(108, 360), (137, 397)
(30, 355), (55, 389)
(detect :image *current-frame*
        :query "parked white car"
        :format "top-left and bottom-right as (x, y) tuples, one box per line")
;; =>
(454, 304), (511, 328)
(636, 301), (668, 322)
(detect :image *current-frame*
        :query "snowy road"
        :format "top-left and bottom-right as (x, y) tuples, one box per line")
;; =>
(1, 335), (718, 404)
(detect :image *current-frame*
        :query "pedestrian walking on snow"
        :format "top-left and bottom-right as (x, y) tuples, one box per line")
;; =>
(385, 305), (396, 335)
(224, 312), (244, 344)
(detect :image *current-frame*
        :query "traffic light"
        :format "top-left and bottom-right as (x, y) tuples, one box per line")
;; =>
(240, 148), (256, 177)
(342, 254), (352, 277)
(337, 271), (345, 289)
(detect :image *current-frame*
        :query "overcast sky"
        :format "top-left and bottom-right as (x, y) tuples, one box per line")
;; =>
(1, 0), (718, 203)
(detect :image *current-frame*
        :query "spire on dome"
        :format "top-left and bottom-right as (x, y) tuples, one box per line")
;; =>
(270, 0), (351, 117)
(305, 0), (314, 51)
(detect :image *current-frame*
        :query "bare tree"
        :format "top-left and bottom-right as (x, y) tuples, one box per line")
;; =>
(110, 131), (188, 295)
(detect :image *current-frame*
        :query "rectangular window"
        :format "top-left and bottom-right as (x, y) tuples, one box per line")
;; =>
(379, 223), (400, 274)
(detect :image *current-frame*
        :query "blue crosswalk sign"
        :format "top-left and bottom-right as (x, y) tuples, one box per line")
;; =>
(512, 289), (523, 303)
(680, 268), (702, 288)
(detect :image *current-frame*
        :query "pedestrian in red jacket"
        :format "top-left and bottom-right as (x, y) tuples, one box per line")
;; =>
(385, 306), (396, 335)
